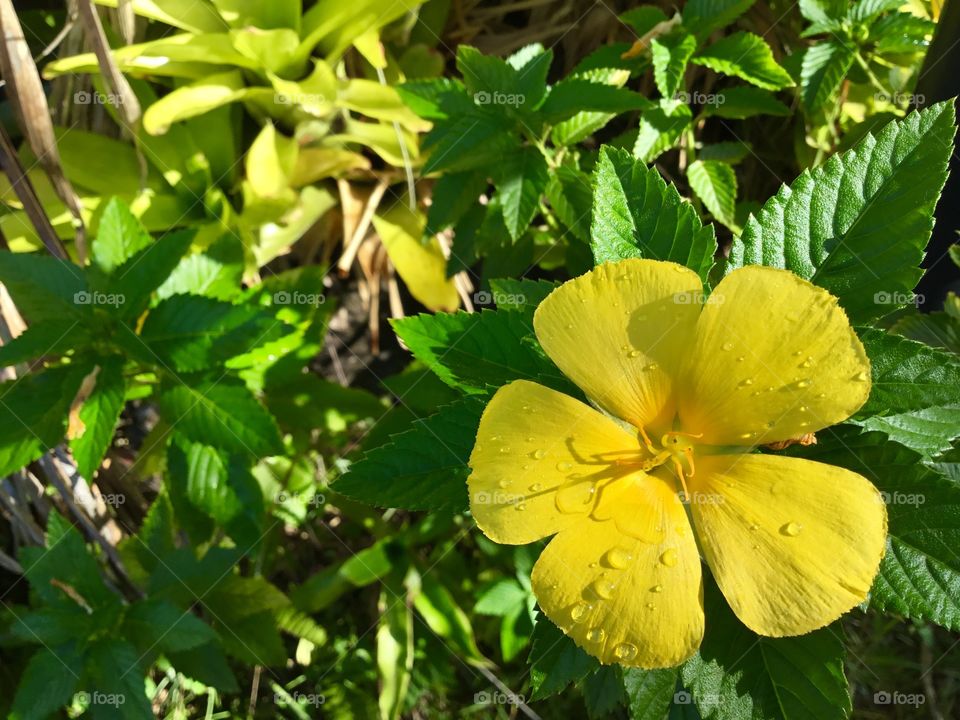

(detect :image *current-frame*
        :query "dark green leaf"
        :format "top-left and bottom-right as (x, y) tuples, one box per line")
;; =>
(69, 355), (126, 480)
(0, 251), (88, 324)
(693, 32), (794, 90)
(495, 146), (549, 241)
(800, 40), (854, 112)
(10, 647), (81, 720)
(528, 616), (598, 700)
(651, 32), (697, 98)
(92, 198), (153, 274)
(623, 667), (681, 720)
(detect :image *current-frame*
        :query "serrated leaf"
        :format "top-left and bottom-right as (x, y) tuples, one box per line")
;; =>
(92, 198), (153, 274)
(69, 356), (125, 480)
(551, 69), (634, 146)
(651, 32), (696, 97)
(0, 321), (89, 368)
(681, 579), (850, 719)
(540, 79), (651, 124)
(794, 427), (960, 631)
(728, 103), (954, 323)
(124, 598), (216, 654)
(425, 171), (488, 238)
(10, 647), (81, 720)
(890, 311), (960, 354)
(545, 165), (593, 242)
(392, 310), (573, 396)
(687, 160), (738, 229)
(634, 99), (692, 163)
(800, 40), (854, 112)
(334, 396), (484, 512)
(109, 229), (196, 320)
(156, 234), (244, 301)
(582, 666), (626, 718)
(158, 378), (283, 457)
(488, 278), (560, 314)
(856, 405), (960, 457)
(528, 616), (598, 700)
(591, 146), (716, 281)
(693, 32), (794, 90)
(0, 251), (88, 324)
(683, 0), (757, 35)
(475, 579), (527, 616)
(622, 667), (680, 720)
(496, 146), (549, 241)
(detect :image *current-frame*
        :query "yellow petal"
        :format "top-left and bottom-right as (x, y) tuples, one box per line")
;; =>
(468, 380), (642, 545)
(534, 259), (702, 435)
(688, 452), (887, 636)
(531, 474), (704, 668)
(678, 266), (870, 445)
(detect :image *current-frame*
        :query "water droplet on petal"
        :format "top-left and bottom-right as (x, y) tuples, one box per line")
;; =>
(515, 503), (527, 511)
(591, 578), (616, 600)
(499, 446), (511, 454)
(526, 436), (535, 442)
(605, 548), (632, 569)
(651, 584), (663, 593)
(529, 483), (543, 492)
(614, 643), (638, 661)
(644, 363), (659, 372)
(570, 602), (592, 623)
(628, 349), (642, 358)
(800, 357), (813, 368)
(566, 323), (574, 330)
(722, 341), (735, 351)
(797, 379), (811, 388)
(556, 461), (573, 472)
(780, 522), (802, 537)
(588, 561), (598, 569)
(738, 378), (754, 388)
(854, 371), (868, 382)
(498, 479), (510, 489)
(522, 464), (531, 471)
(532, 449), (546, 460)
(646, 602), (656, 609)
(793, 350), (803, 357)
(587, 627), (606, 643)
(736, 355), (745, 362)
(749, 523), (760, 531)
(659, 549), (678, 567)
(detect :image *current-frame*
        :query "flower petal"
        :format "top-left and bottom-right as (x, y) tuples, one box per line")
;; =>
(678, 266), (870, 446)
(468, 380), (642, 545)
(534, 259), (702, 435)
(688, 452), (887, 636)
(531, 475), (704, 667)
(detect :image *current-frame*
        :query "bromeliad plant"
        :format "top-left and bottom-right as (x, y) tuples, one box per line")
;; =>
(339, 101), (960, 716)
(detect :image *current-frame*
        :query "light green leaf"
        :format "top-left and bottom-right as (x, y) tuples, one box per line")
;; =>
(693, 32), (795, 90)
(143, 70), (272, 135)
(92, 198), (154, 274)
(591, 146), (716, 281)
(93, 0), (228, 33)
(634, 99), (692, 163)
(622, 667), (680, 720)
(540, 79), (651, 125)
(70, 356), (126, 480)
(496, 146), (549, 241)
(703, 85), (790, 119)
(687, 159), (738, 230)
(551, 68), (633, 146)
(683, 0), (757, 35)
(728, 103), (955, 323)
(651, 31), (696, 98)
(800, 40), (855, 112)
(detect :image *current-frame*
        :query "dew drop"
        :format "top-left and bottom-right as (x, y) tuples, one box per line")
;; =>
(738, 378), (754, 388)
(498, 479), (510, 489)
(739, 431), (755, 441)
(566, 323), (574, 330)
(614, 643), (638, 661)
(526, 436), (535, 442)
(651, 584), (663, 593)
(736, 355), (746, 362)
(556, 461), (573, 472)
(499, 446), (511, 454)
(627, 349), (642, 359)
(749, 523), (760, 531)
(515, 503), (527, 512)
(798, 405), (808, 413)
(792, 350), (803, 357)
(752, 543), (760, 550)
(659, 549), (678, 567)
(644, 362), (659, 372)
(780, 522), (802, 537)
(570, 602), (592, 623)
(722, 341), (735, 351)
(522, 464), (531, 471)
(588, 561), (598, 569)
(587, 627), (606, 643)
(532, 449), (547, 460)
(591, 578), (616, 600)
(646, 602), (656, 609)
(605, 548), (632, 569)
(796, 379), (811, 389)
(490, 434), (502, 442)
(855, 371), (868, 382)
(800, 357), (813, 368)
(529, 483), (543, 492)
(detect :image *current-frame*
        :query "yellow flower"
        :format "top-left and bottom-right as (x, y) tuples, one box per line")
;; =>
(467, 259), (887, 668)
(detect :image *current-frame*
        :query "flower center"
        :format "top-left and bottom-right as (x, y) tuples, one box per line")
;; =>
(614, 429), (702, 497)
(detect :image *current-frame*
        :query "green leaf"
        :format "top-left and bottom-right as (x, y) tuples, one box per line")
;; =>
(496, 146), (549, 241)
(10, 647), (81, 720)
(84, 640), (154, 720)
(475, 579), (527, 616)
(124, 598), (216, 654)
(528, 616), (598, 699)
(156, 234), (244, 301)
(651, 32), (697, 97)
(800, 40), (854, 112)
(540, 79), (650, 125)
(634, 99), (692, 163)
(704, 85), (790, 119)
(622, 667), (680, 720)
(92, 198), (153, 274)
(0, 321), (89, 368)
(139, 294), (286, 372)
(421, 112), (516, 174)
(683, 0), (757, 35)
(425, 171), (488, 238)
(698, 141), (752, 164)
(456, 45), (545, 106)
(856, 406), (960, 458)
(582, 666), (626, 718)
(413, 572), (486, 664)
(693, 32), (794, 90)
(891, 310), (960, 354)
(488, 278), (559, 314)
(69, 356), (126, 480)
(396, 78), (472, 121)
(167, 642), (238, 693)
(109, 229), (196, 320)
(591, 146), (716, 281)
(158, 378), (283, 457)
(392, 310), (573, 396)
(681, 579), (850, 719)
(0, 251), (88, 324)
(544, 165), (592, 242)
(687, 160), (738, 230)
(550, 69), (636, 146)
(0, 367), (83, 478)
(378, 576), (414, 720)
(334, 396), (484, 512)
(728, 102), (955, 323)
(794, 427), (960, 631)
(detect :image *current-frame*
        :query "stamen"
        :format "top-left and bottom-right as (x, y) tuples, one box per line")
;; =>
(671, 457), (690, 498)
